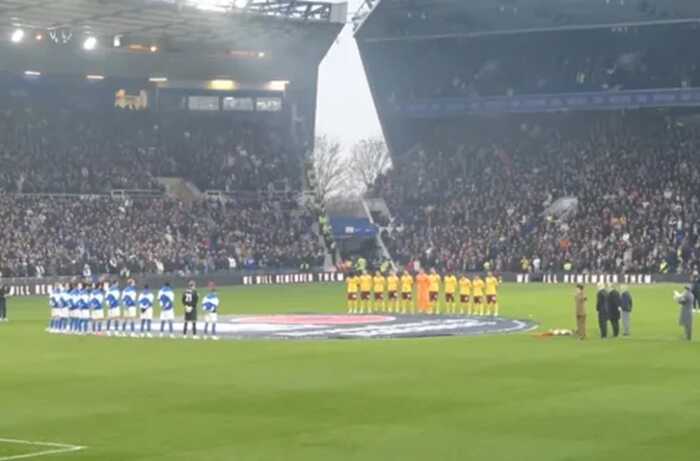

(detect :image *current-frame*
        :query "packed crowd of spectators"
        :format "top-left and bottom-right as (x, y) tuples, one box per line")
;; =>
(0, 194), (324, 278)
(374, 110), (700, 275)
(0, 85), (320, 277)
(0, 104), (300, 194)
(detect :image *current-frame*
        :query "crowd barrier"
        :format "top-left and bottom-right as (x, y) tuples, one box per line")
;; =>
(1, 270), (693, 298)
(514, 272), (690, 284)
(0, 271), (344, 297)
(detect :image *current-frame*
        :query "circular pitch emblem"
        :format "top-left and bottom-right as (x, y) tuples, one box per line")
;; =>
(169, 314), (536, 340)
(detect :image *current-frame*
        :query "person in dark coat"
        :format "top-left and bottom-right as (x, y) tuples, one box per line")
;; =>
(674, 286), (695, 341)
(0, 285), (7, 321)
(607, 284), (621, 338)
(574, 284), (587, 340)
(596, 283), (608, 338)
(691, 273), (700, 311)
(620, 285), (633, 336)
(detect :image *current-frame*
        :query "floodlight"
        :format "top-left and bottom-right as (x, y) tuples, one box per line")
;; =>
(11, 29), (25, 43)
(83, 36), (97, 51)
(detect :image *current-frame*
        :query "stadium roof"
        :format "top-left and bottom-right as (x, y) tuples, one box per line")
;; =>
(0, 0), (345, 52)
(0, 0), (346, 82)
(355, 0), (700, 41)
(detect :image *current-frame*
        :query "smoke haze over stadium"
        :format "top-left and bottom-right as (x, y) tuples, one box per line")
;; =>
(317, 0), (382, 148)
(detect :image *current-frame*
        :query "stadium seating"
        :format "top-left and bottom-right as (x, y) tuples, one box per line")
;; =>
(0, 105), (299, 194)
(373, 110), (700, 275)
(0, 194), (324, 278)
(0, 90), (322, 277)
(371, 23), (700, 101)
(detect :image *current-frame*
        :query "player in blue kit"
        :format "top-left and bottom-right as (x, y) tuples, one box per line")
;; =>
(158, 283), (175, 338)
(68, 283), (80, 334)
(79, 283), (91, 334)
(202, 283), (220, 341)
(90, 282), (105, 334)
(57, 283), (70, 333)
(105, 281), (121, 336)
(121, 279), (138, 337)
(139, 285), (155, 338)
(48, 283), (62, 333)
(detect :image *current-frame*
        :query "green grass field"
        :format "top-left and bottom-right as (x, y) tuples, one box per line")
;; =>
(2, 282), (699, 461)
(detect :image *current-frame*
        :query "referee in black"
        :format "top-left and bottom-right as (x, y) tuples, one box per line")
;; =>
(182, 280), (199, 339)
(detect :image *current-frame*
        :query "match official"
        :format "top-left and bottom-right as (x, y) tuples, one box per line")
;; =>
(182, 280), (199, 339)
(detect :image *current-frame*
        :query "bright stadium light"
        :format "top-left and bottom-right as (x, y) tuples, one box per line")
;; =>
(11, 28), (25, 43)
(86, 74), (105, 80)
(149, 76), (168, 83)
(82, 36), (97, 51)
(24, 70), (41, 77)
(189, 0), (228, 12)
(234, 0), (249, 8)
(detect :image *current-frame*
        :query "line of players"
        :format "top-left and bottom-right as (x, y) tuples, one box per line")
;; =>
(47, 279), (221, 340)
(346, 269), (501, 316)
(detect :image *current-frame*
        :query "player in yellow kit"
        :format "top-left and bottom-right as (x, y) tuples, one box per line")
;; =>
(458, 274), (472, 315)
(485, 272), (500, 316)
(443, 272), (457, 314)
(472, 274), (485, 316)
(346, 273), (359, 313)
(372, 271), (386, 312)
(428, 269), (441, 314)
(400, 271), (414, 314)
(359, 271), (373, 313)
(386, 271), (400, 312)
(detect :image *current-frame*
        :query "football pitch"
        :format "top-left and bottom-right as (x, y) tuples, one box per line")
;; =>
(2, 282), (699, 461)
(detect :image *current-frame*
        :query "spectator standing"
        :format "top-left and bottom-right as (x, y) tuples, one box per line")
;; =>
(691, 273), (700, 312)
(607, 284), (622, 338)
(674, 286), (695, 341)
(0, 285), (7, 321)
(596, 283), (608, 339)
(574, 284), (587, 340)
(620, 286), (633, 336)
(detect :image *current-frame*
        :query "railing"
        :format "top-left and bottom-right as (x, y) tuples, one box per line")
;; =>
(0, 192), (107, 199)
(110, 189), (165, 199)
(352, 0), (380, 32)
(361, 197), (396, 270)
(204, 189), (301, 204)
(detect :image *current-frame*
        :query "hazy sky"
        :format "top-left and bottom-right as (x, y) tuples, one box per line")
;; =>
(315, 0), (383, 149)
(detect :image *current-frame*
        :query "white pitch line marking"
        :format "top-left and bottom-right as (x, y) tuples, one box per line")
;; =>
(0, 438), (85, 460)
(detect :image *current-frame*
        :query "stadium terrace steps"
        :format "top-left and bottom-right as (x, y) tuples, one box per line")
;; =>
(362, 197), (396, 269)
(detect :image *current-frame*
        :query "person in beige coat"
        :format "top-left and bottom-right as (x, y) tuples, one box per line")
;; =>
(575, 284), (587, 339)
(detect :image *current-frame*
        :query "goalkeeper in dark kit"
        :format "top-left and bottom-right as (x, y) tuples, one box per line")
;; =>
(182, 280), (199, 339)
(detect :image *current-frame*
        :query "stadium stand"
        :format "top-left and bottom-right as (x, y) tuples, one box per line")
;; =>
(356, 1), (700, 276)
(0, 100), (298, 194)
(0, 194), (324, 278)
(0, 0), (345, 278)
(373, 110), (700, 275)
